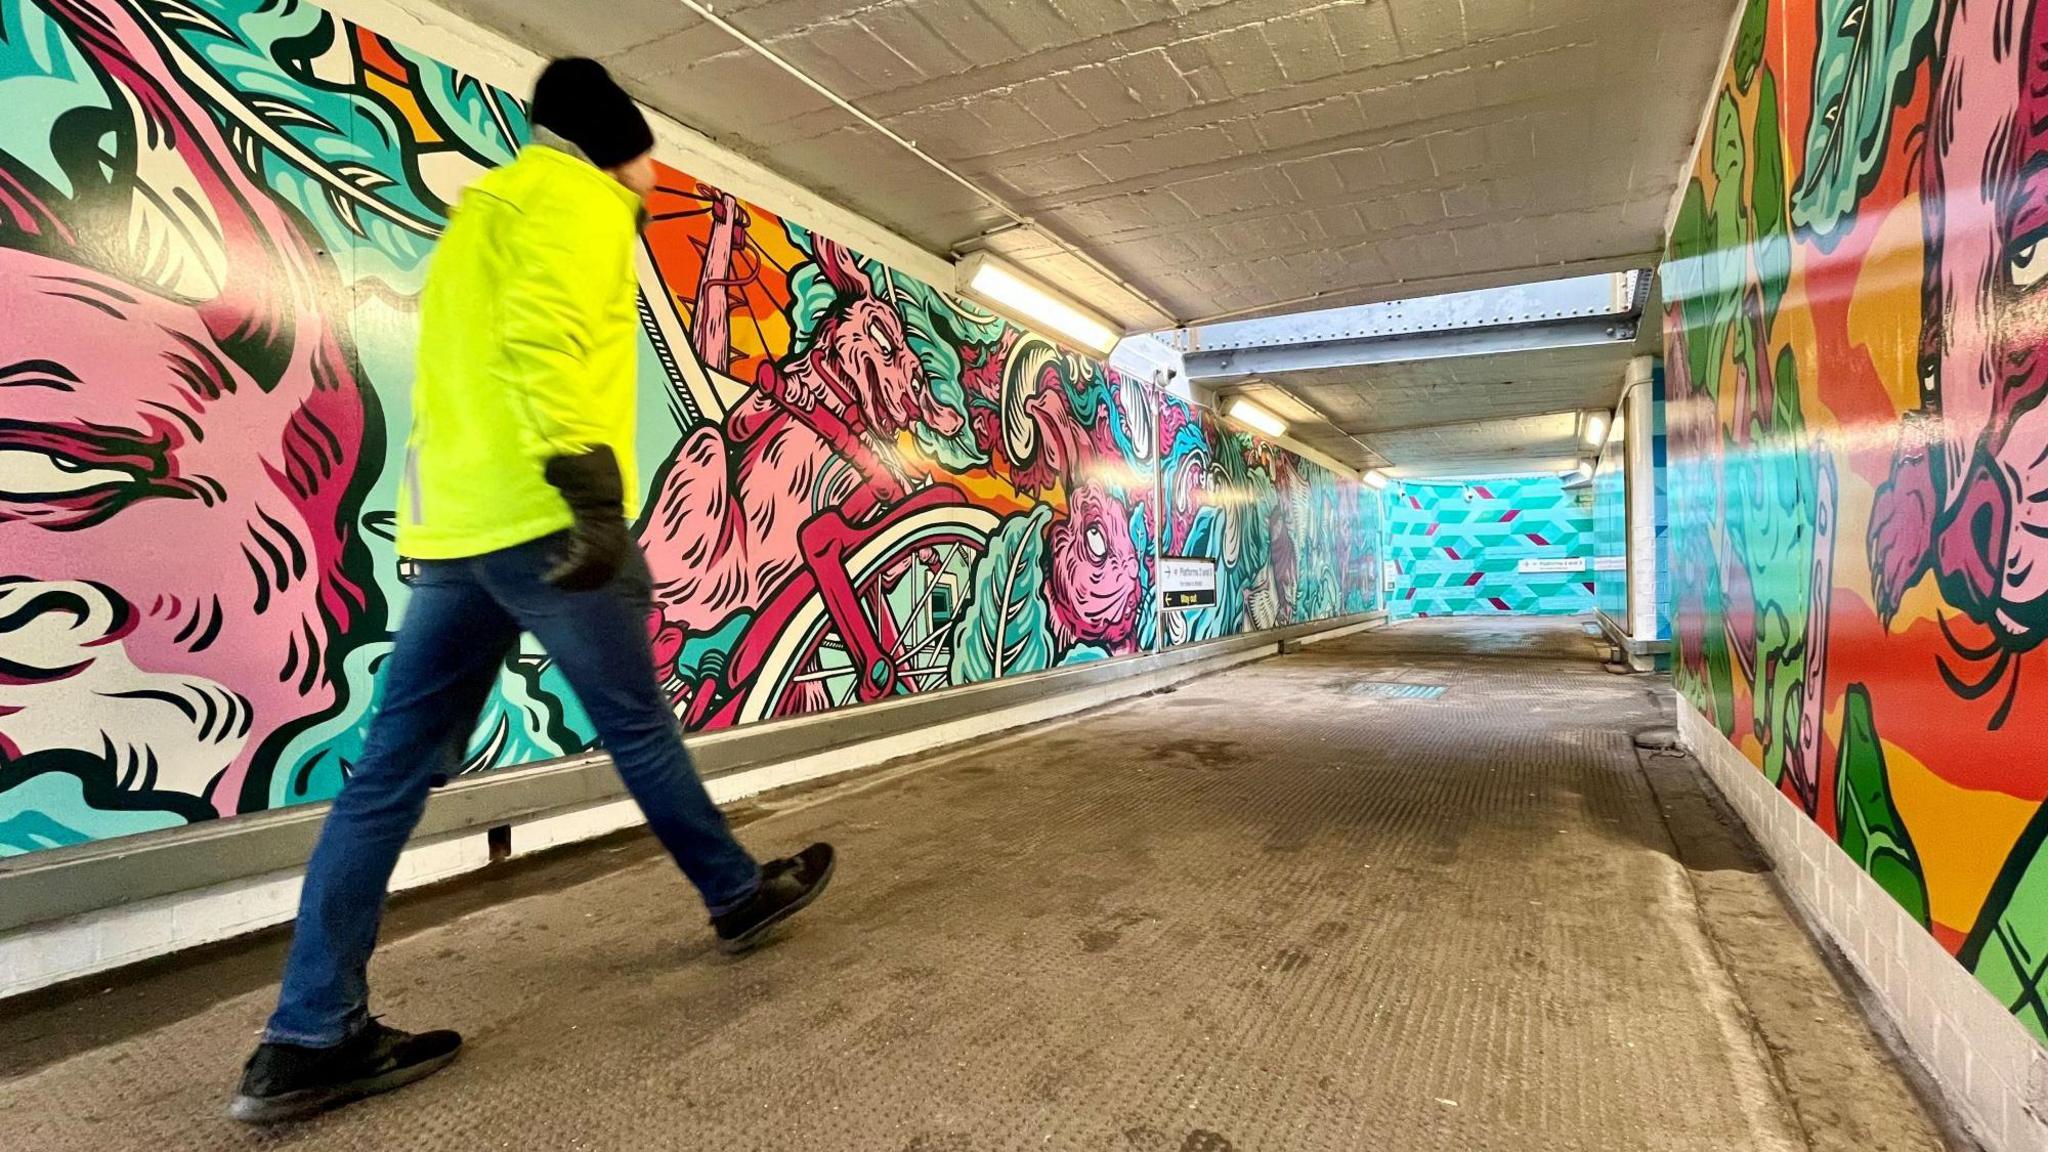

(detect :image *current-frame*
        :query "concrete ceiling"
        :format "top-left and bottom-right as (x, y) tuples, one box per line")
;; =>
(437, 0), (1740, 332)
(1366, 411), (1587, 477)
(1217, 336), (1639, 474)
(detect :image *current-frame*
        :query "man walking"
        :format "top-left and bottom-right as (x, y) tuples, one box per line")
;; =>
(230, 59), (834, 1124)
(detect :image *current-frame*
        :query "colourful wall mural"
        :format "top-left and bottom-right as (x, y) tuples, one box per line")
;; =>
(1383, 476), (1596, 619)
(1155, 393), (1380, 646)
(1665, 0), (2048, 1042)
(0, 0), (1379, 857)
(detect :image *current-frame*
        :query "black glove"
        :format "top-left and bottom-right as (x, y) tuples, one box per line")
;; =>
(542, 446), (632, 591)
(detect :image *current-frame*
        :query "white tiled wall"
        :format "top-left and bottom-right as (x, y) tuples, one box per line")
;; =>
(1679, 697), (2048, 1151)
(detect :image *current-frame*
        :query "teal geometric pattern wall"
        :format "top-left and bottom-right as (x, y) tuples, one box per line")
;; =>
(1385, 476), (1597, 619)
(1594, 440), (1628, 621)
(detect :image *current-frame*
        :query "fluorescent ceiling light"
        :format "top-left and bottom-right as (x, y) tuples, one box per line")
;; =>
(1227, 398), (1288, 438)
(1582, 412), (1608, 449)
(1362, 469), (1389, 490)
(957, 252), (1121, 357)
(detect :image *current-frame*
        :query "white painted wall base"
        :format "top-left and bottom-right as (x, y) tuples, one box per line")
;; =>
(1677, 696), (2048, 1151)
(0, 631), (1318, 1000)
(0, 833), (491, 1002)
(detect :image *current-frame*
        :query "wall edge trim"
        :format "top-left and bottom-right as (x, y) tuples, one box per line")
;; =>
(1663, 0), (1756, 239)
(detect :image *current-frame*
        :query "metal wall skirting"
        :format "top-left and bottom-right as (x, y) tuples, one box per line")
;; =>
(0, 614), (1381, 936)
(1595, 610), (1670, 658)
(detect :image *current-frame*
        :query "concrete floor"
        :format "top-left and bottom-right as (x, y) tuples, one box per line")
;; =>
(0, 618), (1952, 1151)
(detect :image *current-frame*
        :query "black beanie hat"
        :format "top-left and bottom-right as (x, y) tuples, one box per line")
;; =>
(530, 58), (655, 170)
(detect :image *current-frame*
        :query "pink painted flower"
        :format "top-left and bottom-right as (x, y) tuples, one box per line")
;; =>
(1048, 483), (1142, 650)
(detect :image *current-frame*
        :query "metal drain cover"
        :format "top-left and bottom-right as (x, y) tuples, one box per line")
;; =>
(1346, 682), (1446, 700)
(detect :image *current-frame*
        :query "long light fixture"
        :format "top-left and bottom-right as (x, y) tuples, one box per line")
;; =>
(1362, 469), (1389, 490)
(956, 252), (1121, 357)
(1227, 398), (1288, 437)
(1582, 412), (1609, 449)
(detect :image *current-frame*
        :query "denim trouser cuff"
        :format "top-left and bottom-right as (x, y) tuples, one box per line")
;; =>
(263, 1005), (368, 1050)
(704, 866), (764, 918)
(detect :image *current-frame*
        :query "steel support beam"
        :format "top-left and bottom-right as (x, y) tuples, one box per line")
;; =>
(1184, 314), (1639, 381)
(1332, 408), (1586, 438)
(1177, 271), (1636, 351)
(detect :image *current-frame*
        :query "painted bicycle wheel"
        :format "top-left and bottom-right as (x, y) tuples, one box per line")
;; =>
(735, 503), (1002, 724)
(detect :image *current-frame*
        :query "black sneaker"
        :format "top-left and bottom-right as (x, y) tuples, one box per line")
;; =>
(711, 843), (835, 955)
(229, 1019), (462, 1124)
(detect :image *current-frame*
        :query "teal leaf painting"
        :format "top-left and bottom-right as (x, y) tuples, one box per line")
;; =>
(384, 42), (526, 169)
(0, 773), (190, 856)
(894, 275), (997, 470)
(143, 0), (450, 271)
(948, 505), (1055, 682)
(1790, 0), (1936, 245)
(0, 0), (109, 196)
(1059, 644), (1111, 667)
(1129, 498), (1159, 652)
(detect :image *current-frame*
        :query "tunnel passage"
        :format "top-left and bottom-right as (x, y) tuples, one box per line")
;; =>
(0, 618), (1945, 1151)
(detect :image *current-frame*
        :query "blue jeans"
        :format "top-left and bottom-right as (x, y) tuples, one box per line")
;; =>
(264, 534), (761, 1047)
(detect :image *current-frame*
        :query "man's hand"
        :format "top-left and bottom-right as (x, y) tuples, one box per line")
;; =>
(543, 446), (632, 591)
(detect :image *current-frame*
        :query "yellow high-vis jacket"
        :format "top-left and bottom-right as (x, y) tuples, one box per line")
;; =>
(398, 144), (643, 560)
